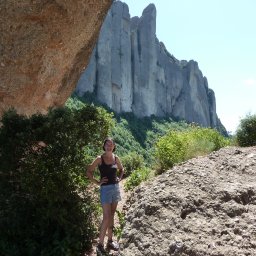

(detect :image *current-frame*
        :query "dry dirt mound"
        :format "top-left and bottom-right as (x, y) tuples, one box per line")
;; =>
(121, 146), (256, 256)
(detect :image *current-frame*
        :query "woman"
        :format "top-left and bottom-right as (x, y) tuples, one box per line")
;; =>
(86, 137), (124, 255)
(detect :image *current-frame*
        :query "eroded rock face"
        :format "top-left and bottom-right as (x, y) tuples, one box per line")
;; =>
(0, 0), (112, 116)
(121, 147), (256, 256)
(75, 1), (226, 133)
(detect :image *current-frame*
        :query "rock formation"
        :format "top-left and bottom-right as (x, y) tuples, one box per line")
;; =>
(121, 146), (256, 256)
(75, 1), (225, 132)
(0, 0), (112, 116)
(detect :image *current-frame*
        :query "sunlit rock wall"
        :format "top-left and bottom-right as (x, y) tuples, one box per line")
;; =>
(0, 0), (113, 116)
(76, 1), (224, 131)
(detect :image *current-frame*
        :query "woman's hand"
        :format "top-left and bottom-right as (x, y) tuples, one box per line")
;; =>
(99, 177), (108, 185)
(116, 177), (121, 183)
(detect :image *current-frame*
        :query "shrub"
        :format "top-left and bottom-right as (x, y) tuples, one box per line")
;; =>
(236, 114), (256, 146)
(155, 127), (230, 172)
(155, 131), (186, 171)
(121, 152), (145, 177)
(113, 210), (125, 240)
(183, 127), (230, 159)
(0, 104), (113, 256)
(110, 118), (146, 159)
(124, 167), (152, 191)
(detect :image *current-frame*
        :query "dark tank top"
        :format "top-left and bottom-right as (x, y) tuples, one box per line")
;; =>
(98, 155), (118, 186)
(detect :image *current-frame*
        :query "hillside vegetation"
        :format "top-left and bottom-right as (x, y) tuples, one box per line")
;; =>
(70, 96), (231, 188)
(2, 96), (255, 255)
(0, 103), (113, 255)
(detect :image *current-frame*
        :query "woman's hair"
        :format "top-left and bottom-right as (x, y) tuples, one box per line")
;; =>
(103, 137), (116, 152)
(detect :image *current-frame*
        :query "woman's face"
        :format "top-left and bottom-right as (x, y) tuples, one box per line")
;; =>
(104, 140), (115, 152)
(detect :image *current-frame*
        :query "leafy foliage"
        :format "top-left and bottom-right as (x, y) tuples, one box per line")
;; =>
(124, 167), (152, 191)
(155, 131), (186, 172)
(111, 117), (146, 158)
(121, 152), (145, 177)
(111, 114), (191, 167)
(0, 102), (113, 256)
(67, 96), (231, 184)
(113, 210), (125, 241)
(236, 114), (256, 147)
(0, 93), (233, 254)
(155, 126), (230, 171)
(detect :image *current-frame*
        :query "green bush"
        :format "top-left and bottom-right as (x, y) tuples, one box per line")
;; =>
(183, 127), (230, 159)
(121, 152), (145, 177)
(124, 167), (152, 191)
(111, 118), (145, 157)
(236, 114), (256, 146)
(113, 210), (125, 240)
(0, 104), (113, 256)
(111, 114), (191, 167)
(155, 131), (186, 172)
(155, 127), (230, 171)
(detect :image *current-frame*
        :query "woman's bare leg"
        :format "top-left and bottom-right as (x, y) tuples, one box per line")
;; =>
(107, 202), (118, 241)
(99, 203), (111, 245)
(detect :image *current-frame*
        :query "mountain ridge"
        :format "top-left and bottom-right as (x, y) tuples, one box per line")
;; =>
(75, 1), (226, 134)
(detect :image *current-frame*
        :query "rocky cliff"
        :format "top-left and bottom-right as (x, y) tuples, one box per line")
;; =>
(121, 146), (256, 256)
(75, 1), (225, 132)
(0, 0), (112, 116)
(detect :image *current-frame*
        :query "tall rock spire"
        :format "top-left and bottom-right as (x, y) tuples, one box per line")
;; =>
(75, 1), (226, 133)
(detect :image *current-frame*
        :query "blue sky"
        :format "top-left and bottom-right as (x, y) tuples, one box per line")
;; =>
(122, 0), (256, 134)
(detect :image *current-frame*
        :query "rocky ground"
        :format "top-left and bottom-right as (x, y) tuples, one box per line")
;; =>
(120, 146), (256, 256)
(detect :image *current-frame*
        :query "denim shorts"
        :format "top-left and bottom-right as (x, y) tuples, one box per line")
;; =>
(100, 183), (121, 205)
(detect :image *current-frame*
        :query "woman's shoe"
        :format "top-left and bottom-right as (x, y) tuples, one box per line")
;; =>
(96, 243), (108, 256)
(106, 240), (119, 251)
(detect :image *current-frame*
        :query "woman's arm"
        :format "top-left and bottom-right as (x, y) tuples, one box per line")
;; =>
(86, 156), (107, 186)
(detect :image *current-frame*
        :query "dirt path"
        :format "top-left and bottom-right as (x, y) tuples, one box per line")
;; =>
(83, 179), (128, 256)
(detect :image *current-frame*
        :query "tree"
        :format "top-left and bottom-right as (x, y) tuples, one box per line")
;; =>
(236, 114), (256, 147)
(0, 104), (113, 256)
